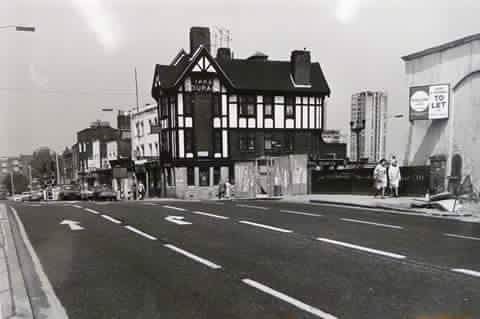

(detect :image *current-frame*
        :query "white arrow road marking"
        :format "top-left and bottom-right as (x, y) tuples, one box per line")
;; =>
(164, 244), (222, 269)
(124, 226), (157, 240)
(340, 218), (403, 230)
(316, 237), (406, 259)
(84, 208), (100, 215)
(72, 204), (82, 209)
(242, 279), (337, 319)
(444, 233), (480, 241)
(165, 215), (192, 225)
(60, 220), (84, 231)
(237, 204), (269, 210)
(451, 268), (480, 277)
(191, 211), (229, 220)
(163, 205), (186, 211)
(101, 214), (122, 224)
(239, 220), (292, 233)
(280, 210), (323, 217)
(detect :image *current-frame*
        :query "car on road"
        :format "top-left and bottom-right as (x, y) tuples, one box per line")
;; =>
(92, 185), (117, 201)
(12, 192), (32, 202)
(80, 188), (94, 201)
(58, 185), (81, 200)
(28, 189), (44, 201)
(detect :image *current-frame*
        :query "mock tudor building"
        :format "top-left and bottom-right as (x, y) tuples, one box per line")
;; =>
(151, 27), (334, 199)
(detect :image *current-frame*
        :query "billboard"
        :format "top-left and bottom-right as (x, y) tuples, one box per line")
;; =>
(409, 84), (449, 120)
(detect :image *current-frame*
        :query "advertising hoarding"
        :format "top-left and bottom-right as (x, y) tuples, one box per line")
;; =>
(409, 84), (449, 120)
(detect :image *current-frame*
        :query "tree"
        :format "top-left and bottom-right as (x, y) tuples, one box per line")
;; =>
(2, 172), (29, 194)
(30, 147), (56, 183)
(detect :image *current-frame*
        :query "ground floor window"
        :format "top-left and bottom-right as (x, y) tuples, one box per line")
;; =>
(199, 167), (210, 186)
(187, 167), (195, 186)
(213, 167), (221, 185)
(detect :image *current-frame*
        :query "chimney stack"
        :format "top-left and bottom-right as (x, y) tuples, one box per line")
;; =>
(190, 27), (211, 54)
(216, 47), (232, 60)
(291, 50), (311, 86)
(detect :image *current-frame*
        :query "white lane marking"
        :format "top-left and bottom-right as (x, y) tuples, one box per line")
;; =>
(72, 204), (82, 209)
(124, 226), (157, 240)
(165, 215), (192, 225)
(452, 268), (480, 277)
(280, 209), (323, 217)
(163, 205), (186, 211)
(444, 233), (480, 241)
(164, 244), (222, 270)
(10, 207), (69, 318)
(239, 220), (292, 233)
(242, 279), (337, 319)
(237, 204), (269, 210)
(84, 208), (100, 215)
(191, 211), (229, 220)
(60, 220), (84, 231)
(101, 214), (122, 224)
(311, 202), (424, 216)
(143, 203), (157, 206)
(340, 218), (403, 230)
(212, 202), (225, 205)
(316, 237), (406, 259)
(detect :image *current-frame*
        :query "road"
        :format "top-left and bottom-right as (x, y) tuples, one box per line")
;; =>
(8, 199), (480, 319)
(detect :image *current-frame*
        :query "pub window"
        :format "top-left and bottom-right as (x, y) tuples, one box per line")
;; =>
(214, 130), (222, 154)
(185, 129), (194, 153)
(187, 167), (195, 186)
(285, 96), (295, 118)
(240, 134), (256, 152)
(264, 135), (272, 150)
(239, 96), (256, 117)
(212, 93), (221, 116)
(213, 167), (221, 185)
(184, 93), (193, 116)
(199, 167), (210, 186)
(264, 96), (273, 118)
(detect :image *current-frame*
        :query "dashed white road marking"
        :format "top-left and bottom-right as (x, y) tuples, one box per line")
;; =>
(84, 208), (100, 215)
(239, 220), (292, 233)
(124, 226), (157, 240)
(237, 204), (269, 210)
(72, 204), (83, 209)
(164, 244), (222, 270)
(191, 211), (229, 220)
(163, 205), (186, 211)
(316, 237), (406, 259)
(143, 203), (157, 206)
(280, 209), (323, 217)
(451, 268), (480, 277)
(340, 218), (403, 230)
(101, 214), (122, 224)
(444, 233), (480, 241)
(242, 279), (337, 319)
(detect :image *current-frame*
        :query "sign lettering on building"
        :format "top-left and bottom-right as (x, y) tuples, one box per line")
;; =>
(409, 84), (449, 120)
(191, 78), (213, 92)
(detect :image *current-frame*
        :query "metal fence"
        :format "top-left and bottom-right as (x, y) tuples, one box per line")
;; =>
(311, 166), (429, 196)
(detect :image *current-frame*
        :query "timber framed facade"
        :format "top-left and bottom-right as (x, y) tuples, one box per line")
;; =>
(151, 27), (334, 199)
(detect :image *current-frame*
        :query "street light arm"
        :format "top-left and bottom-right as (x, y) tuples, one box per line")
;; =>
(0, 25), (35, 32)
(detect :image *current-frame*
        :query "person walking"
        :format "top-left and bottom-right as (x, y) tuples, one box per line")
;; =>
(132, 182), (137, 200)
(218, 180), (226, 199)
(225, 180), (232, 199)
(373, 159), (387, 198)
(138, 182), (145, 200)
(388, 159), (401, 197)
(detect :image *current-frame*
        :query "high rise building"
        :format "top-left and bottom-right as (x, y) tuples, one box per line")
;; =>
(349, 91), (388, 163)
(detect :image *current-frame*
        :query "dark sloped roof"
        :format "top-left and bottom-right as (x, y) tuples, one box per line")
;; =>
(402, 33), (480, 61)
(217, 59), (330, 95)
(152, 47), (330, 96)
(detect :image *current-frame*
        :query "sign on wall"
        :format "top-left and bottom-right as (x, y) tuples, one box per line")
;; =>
(409, 84), (450, 120)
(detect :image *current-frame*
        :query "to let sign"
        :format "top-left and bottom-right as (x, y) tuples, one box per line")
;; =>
(409, 84), (449, 120)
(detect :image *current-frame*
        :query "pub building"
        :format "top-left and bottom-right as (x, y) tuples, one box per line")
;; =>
(151, 27), (340, 199)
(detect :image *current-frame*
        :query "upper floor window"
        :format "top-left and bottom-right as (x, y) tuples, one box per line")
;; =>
(214, 130), (222, 154)
(239, 96), (256, 117)
(212, 93), (221, 116)
(285, 96), (295, 118)
(264, 96), (273, 118)
(184, 129), (194, 153)
(184, 93), (194, 116)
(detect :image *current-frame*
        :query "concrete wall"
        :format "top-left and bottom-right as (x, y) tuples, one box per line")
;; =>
(403, 38), (480, 191)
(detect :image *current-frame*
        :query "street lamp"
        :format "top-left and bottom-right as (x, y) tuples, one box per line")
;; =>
(350, 119), (366, 164)
(0, 25), (35, 32)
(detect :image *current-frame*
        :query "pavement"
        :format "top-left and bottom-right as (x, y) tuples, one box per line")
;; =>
(4, 199), (480, 318)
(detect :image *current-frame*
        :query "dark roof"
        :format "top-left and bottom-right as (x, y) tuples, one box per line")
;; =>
(153, 46), (330, 96)
(402, 33), (480, 61)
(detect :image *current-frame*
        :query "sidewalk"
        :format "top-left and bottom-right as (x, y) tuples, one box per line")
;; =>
(281, 194), (480, 222)
(0, 204), (33, 318)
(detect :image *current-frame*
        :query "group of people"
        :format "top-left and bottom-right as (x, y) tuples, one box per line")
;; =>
(373, 157), (401, 198)
(131, 182), (146, 200)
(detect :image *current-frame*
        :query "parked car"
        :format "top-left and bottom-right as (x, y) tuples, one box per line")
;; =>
(59, 185), (81, 200)
(28, 189), (44, 201)
(12, 192), (32, 202)
(92, 185), (117, 201)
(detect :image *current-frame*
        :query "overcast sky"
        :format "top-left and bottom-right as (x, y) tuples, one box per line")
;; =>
(2, 0), (480, 157)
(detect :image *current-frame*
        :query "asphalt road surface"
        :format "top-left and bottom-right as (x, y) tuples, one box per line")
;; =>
(9, 199), (480, 319)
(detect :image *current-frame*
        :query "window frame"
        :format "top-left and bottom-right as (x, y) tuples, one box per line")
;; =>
(187, 167), (195, 186)
(199, 167), (210, 187)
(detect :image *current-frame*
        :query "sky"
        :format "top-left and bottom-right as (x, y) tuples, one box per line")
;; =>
(2, 0), (480, 157)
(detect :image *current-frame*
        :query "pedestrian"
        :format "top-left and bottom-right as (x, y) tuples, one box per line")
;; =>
(138, 182), (145, 200)
(225, 180), (232, 199)
(373, 159), (387, 198)
(218, 180), (226, 199)
(388, 159), (401, 197)
(132, 182), (137, 200)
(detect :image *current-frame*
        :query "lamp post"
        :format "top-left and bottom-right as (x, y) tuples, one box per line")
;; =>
(0, 25), (35, 32)
(350, 119), (366, 164)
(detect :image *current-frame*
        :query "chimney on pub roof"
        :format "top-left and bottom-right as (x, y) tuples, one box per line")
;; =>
(216, 47), (232, 61)
(291, 50), (311, 86)
(190, 26), (211, 55)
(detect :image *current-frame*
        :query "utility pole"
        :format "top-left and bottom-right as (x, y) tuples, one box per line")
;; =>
(10, 171), (15, 195)
(56, 152), (61, 185)
(134, 68), (139, 112)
